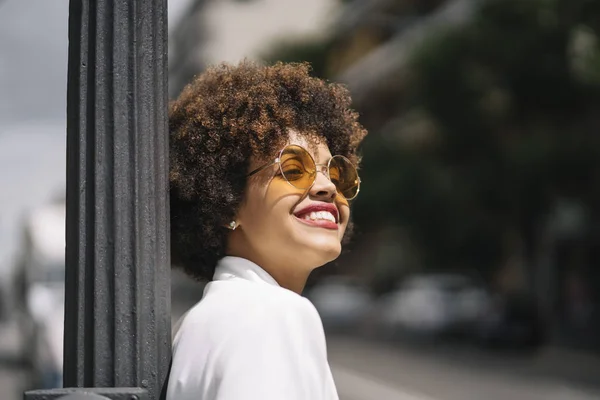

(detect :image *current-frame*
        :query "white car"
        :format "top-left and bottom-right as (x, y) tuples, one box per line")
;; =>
(305, 277), (373, 334)
(377, 274), (490, 339)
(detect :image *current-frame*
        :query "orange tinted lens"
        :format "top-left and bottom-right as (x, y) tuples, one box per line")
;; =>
(279, 145), (316, 189)
(329, 156), (360, 199)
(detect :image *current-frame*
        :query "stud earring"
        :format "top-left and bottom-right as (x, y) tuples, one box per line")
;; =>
(227, 221), (239, 230)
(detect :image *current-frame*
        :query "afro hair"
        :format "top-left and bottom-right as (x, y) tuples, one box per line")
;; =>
(169, 61), (367, 281)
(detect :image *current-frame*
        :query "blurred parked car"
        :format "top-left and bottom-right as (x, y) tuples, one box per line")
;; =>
(474, 291), (545, 350)
(305, 277), (373, 334)
(11, 199), (65, 388)
(376, 273), (490, 341)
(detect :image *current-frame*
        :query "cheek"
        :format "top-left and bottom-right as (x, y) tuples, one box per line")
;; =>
(340, 207), (351, 231)
(245, 178), (299, 226)
(266, 176), (293, 194)
(263, 178), (304, 211)
(337, 197), (351, 223)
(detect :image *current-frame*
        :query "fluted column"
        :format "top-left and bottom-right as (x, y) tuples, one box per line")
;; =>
(25, 0), (171, 399)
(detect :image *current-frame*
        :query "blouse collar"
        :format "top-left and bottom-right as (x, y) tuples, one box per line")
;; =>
(213, 256), (280, 287)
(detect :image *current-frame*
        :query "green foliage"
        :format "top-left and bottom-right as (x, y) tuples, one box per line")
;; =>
(261, 37), (336, 78)
(261, 0), (600, 276)
(353, 0), (600, 272)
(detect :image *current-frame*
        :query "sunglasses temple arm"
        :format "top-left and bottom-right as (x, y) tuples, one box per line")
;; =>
(246, 160), (278, 177)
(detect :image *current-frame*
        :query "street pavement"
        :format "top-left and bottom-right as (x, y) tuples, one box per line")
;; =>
(329, 336), (600, 400)
(2, 317), (600, 400)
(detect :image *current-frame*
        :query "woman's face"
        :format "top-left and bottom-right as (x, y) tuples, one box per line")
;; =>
(227, 131), (351, 290)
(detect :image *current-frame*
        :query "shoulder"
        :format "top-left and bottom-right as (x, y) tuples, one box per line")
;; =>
(168, 281), (331, 400)
(175, 280), (323, 345)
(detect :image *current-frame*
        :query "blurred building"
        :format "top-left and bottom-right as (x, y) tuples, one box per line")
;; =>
(330, 0), (473, 124)
(168, 0), (340, 97)
(316, 0), (470, 281)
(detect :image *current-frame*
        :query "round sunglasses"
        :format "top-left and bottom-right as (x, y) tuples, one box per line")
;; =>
(246, 144), (361, 200)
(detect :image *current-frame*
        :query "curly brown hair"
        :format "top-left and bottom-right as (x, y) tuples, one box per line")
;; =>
(169, 61), (367, 281)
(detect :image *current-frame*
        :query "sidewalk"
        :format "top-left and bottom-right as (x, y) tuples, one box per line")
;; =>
(329, 336), (600, 400)
(348, 335), (600, 392)
(431, 341), (600, 391)
(530, 346), (600, 389)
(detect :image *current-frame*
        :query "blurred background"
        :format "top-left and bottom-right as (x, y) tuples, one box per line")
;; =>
(2, 0), (600, 399)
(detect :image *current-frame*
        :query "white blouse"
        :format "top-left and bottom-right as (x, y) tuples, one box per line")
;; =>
(166, 256), (339, 400)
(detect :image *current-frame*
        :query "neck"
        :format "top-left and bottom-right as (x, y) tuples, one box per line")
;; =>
(226, 250), (313, 294)
(268, 266), (310, 294)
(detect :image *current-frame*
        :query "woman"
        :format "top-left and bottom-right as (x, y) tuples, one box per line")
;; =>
(167, 61), (367, 400)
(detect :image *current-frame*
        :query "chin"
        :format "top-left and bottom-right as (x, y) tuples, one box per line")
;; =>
(300, 239), (342, 267)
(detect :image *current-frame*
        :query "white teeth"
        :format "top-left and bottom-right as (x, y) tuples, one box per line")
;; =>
(302, 211), (336, 223)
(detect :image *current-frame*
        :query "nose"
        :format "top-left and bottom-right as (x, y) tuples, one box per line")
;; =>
(309, 167), (337, 200)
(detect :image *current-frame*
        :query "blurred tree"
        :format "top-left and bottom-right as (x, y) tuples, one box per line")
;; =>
(262, 0), (447, 78)
(264, 0), (600, 296)
(355, 0), (600, 281)
(262, 37), (337, 78)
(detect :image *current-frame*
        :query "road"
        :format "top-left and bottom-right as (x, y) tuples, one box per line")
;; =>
(2, 322), (600, 400)
(329, 336), (600, 400)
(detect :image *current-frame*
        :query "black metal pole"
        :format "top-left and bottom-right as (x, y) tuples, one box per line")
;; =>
(25, 0), (171, 399)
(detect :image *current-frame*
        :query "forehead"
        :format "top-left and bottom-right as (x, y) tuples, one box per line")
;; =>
(287, 129), (332, 162)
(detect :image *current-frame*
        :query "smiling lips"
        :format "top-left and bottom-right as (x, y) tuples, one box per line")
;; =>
(293, 203), (339, 230)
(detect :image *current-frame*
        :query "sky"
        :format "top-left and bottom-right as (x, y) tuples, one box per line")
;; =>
(0, 0), (194, 274)
(0, 0), (193, 127)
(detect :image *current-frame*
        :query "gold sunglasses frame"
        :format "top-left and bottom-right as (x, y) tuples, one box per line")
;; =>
(246, 144), (361, 200)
